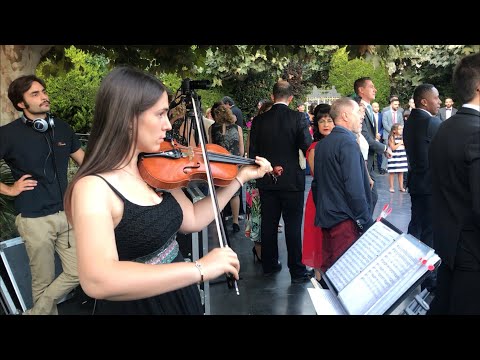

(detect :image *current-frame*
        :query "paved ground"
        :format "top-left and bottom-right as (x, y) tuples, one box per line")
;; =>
(209, 171), (424, 315)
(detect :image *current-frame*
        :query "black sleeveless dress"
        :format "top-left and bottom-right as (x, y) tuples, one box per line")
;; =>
(92, 175), (203, 315)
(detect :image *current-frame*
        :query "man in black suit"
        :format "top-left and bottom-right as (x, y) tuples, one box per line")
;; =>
(356, 77), (392, 213)
(428, 53), (480, 314)
(438, 97), (458, 121)
(403, 83), (442, 291)
(222, 96), (244, 128)
(249, 80), (313, 283)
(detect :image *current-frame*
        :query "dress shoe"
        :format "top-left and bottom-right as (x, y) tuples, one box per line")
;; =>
(291, 269), (315, 284)
(263, 261), (282, 276)
(232, 223), (240, 233)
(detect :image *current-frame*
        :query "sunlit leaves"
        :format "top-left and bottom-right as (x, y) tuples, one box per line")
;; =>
(36, 46), (109, 133)
(384, 45), (480, 102)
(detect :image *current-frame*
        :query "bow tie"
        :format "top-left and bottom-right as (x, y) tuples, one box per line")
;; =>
(446, 108), (452, 111)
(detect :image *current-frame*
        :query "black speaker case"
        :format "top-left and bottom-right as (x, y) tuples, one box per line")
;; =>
(0, 237), (65, 315)
(0, 237), (30, 314)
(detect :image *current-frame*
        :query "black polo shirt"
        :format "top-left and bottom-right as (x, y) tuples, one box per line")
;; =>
(0, 117), (81, 217)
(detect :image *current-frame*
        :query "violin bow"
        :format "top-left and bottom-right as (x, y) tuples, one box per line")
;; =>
(189, 93), (240, 295)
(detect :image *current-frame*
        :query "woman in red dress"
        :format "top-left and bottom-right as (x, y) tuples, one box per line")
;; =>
(301, 104), (334, 281)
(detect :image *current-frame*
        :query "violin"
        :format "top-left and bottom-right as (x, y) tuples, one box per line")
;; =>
(141, 86), (278, 295)
(138, 140), (283, 190)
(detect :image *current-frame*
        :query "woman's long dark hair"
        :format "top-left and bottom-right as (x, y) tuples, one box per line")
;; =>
(311, 103), (331, 142)
(64, 66), (168, 222)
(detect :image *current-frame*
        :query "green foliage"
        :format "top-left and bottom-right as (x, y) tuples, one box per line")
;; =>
(197, 87), (228, 112)
(203, 46), (287, 85)
(281, 61), (309, 105)
(157, 72), (229, 114)
(76, 45), (340, 84)
(157, 72), (183, 94)
(231, 72), (277, 120)
(384, 45), (480, 105)
(0, 161), (18, 240)
(302, 45), (339, 85)
(328, 47), (390, 108)
(36, 46), (110, 133)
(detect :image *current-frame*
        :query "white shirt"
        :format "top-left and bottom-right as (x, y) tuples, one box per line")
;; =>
(358, 133), (369, 161)
(463, 103), (480, 112)
(373, 112), (379, 134)
(418, 108), (434, 116)
(445, 108), (453, 119)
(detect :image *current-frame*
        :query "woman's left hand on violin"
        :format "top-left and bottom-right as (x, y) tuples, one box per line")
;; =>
(236, 156), (273, 184)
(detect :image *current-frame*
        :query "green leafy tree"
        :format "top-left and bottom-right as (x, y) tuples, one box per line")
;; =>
(231, 71), (277, 120)
(382, 45), (480, 105)
(36, 46), (110, 133)
(157, 72), (183, 93)
(197, 87), (229, 112)
(0, 44), (363, 125)
(328, 47), (390, 107)
(157, 71), (228, 114)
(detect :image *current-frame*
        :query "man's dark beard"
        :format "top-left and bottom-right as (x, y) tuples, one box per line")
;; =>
(22, 99), (48, 117)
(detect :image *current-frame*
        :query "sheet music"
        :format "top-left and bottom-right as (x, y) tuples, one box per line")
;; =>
(337, 235), (433, 315)
(307, 288), (347, 315)
(326, 221), (400, 292)
(366, 253), (441, 315)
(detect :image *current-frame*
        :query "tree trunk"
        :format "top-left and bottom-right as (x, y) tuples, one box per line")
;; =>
(0, 45), (53, 126)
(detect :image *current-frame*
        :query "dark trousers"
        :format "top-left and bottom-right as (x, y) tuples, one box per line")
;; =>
(367, 160), (378, 214)
(376, 152), (384, 172)
(408, 194), (436, 290)
(259, 189), (306, 277)
(408, 194), (433, 248)
(428, 249), (480, 315)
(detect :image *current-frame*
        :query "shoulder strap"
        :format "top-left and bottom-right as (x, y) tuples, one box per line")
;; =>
(91, 174), (126, 202)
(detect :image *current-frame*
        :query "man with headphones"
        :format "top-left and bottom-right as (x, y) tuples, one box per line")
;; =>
(0, 75), (85, 315)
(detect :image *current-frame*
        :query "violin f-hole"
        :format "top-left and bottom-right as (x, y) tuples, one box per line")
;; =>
(183, 163), (201, 174)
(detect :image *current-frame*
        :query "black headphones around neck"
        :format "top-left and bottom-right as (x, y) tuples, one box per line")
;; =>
(22, 113), (55, 133)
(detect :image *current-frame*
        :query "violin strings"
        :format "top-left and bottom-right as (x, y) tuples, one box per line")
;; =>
(207, 152), (256, 165)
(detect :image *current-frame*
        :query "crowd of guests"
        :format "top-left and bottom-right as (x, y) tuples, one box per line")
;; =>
(242, 56), (479, 315)
(0, 52), (478, 315)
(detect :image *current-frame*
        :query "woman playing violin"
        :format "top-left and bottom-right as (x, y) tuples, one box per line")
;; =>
(63, 66), (273, 315)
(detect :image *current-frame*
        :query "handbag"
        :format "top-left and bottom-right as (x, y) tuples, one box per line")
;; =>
(298, 149), (306, 170)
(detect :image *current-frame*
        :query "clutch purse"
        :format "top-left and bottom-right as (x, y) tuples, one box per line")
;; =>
(298, 149), (306, 170)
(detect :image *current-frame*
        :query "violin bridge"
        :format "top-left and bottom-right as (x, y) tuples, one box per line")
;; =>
(187, 146), (194, 161)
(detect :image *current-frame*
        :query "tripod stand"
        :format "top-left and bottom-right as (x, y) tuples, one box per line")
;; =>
(169, 78), (240, 294)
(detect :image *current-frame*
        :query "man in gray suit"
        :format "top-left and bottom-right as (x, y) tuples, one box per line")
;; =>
(438, 97), (458, 121)
(381, 96), (404, 171)
(382, 95), (404, 115)
(356, 77), (392, 213)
